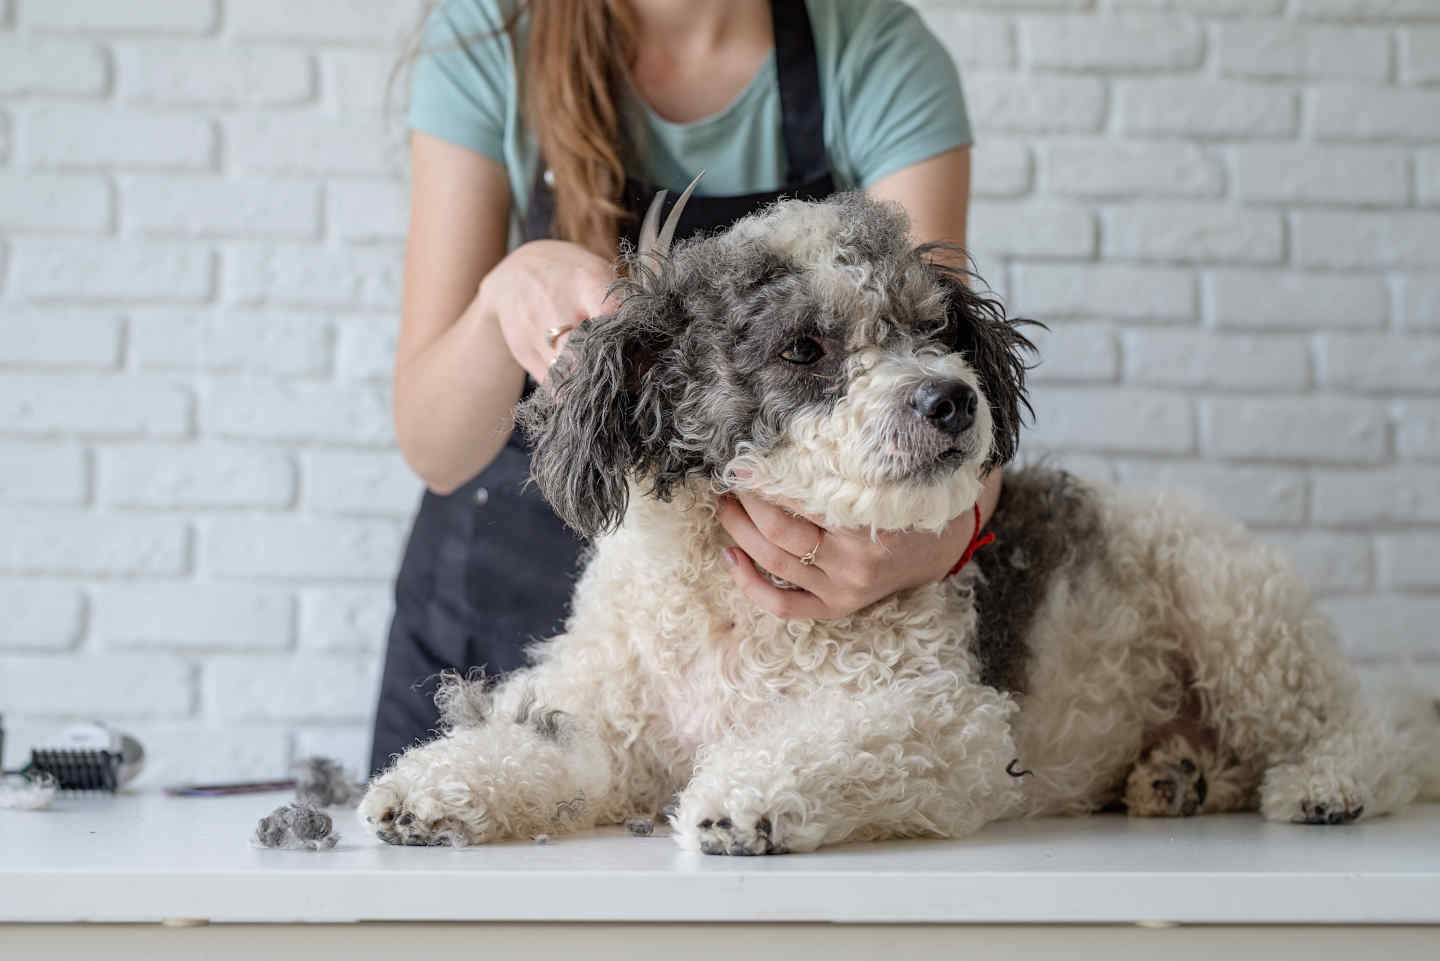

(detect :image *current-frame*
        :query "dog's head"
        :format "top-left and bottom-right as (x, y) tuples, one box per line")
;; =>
(519, 192), (1039, 537)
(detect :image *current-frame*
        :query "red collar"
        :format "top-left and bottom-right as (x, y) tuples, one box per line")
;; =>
(946, 503), (994, 578)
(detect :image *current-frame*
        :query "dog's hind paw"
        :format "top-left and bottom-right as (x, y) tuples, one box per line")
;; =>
(1125, 736), (1208, 818)
(693, 815), (790, 856)
(1260, 761), (1370, 826)
(358, 777), (488, 847)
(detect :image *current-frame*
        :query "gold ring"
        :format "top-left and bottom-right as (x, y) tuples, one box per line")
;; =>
(799, 528), (824, 566)
(545, 324), (576, 350)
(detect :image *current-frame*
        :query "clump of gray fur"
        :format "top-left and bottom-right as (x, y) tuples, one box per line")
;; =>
(626, 817), (655, 837)
(294, 756), (365, 807)
(252, 802), (339, 850)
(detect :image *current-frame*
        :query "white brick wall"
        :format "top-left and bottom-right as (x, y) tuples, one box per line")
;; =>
(2, 0), (1438, 785)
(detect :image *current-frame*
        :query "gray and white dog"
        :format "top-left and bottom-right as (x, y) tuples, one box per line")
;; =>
(359, 191), (1439, 853)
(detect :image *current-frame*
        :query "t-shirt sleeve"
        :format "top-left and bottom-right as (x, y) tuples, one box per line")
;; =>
(407, 0), (513, 164)
(839, 2), (973, 187)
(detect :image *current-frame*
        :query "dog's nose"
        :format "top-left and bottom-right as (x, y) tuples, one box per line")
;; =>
(910, 380), (977, 436)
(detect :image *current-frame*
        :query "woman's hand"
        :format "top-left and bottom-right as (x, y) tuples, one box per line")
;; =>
(717, 470), (1003, 620)
(480, 239), (617, 383)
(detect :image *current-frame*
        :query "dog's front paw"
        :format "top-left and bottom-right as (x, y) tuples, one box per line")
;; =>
(693, 814), (789, 856)
(358, 773), (489, 847)
(1125, 736), (1208, 817)
(1260, 762), (1369, 826)
(671, 786), (827, 855)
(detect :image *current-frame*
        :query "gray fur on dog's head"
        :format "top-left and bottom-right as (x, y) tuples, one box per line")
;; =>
(518, 192), (1039, 538)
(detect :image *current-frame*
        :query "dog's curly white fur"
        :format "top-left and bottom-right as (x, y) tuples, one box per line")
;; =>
(361, 193), (1440, 852)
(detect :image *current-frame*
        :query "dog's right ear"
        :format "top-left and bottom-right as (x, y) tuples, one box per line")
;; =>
(517, 278), (687, 539)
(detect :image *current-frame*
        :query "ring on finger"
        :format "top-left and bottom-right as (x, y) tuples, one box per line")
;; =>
(799, 528), (824, 566)
(545, 324), (576, 350)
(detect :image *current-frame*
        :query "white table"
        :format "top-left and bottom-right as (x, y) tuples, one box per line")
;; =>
(3, 791), (1438, 959)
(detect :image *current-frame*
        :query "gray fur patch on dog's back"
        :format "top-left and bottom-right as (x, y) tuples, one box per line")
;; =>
(966, 466), (1102, 693)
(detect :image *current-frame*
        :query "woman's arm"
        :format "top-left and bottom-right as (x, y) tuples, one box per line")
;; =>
(394, 132), (614, 494)
(719, 146), (1006, 620)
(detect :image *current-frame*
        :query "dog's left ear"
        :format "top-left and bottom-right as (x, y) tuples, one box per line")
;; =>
(516, 278), (691, 538)
(921, 245), (1041, 468)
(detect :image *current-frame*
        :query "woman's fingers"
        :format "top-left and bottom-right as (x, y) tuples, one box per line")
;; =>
(716, 495), (829, 593)
(727, 492), (828, 565)
(722, 548), (830, 621)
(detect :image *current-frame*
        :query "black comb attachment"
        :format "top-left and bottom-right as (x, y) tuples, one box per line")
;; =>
(25, 748), (122, 791)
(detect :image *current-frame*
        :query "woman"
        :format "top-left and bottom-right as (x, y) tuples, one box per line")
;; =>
(370, 0), (1002, 775)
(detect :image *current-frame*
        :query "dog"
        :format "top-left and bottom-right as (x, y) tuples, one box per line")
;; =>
(359, 191), (1440, 853)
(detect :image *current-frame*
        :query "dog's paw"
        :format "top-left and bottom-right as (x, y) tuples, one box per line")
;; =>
(357, 775), (488, 847)
(1125, 740), (1208, 818)
(1260, 762), (1370, 826)
(693, 814), (790, 856)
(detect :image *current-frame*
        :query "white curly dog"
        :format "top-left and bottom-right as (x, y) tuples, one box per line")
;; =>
(360, 191), (1440, 854)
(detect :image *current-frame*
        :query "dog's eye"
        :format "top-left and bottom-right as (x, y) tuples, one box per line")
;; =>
(779, 337), (825, 366)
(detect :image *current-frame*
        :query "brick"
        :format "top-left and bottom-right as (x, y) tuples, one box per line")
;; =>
(1103, 205), (1283, 264)
(1311, 86), (1440, 141)
(123, 176), (319, 238)
(115, 44), (313, 106)
(123, 724), (289, 790)
(1318, 335), (1440, 392)
(203, 515), (402, 580)
(0, 511), (187, 575)
(229, 0), (426, 42)
(968, 203), (1094, 258)
(0, 38), (108, 95)
(964, 73), (1107, 133)
(328, 179), (407, 242)
(1403, 275), (1440, 330)
(1298, 0), (1440, 20)
(24, 105), (213, 169)
(0, 581), (84, 649)
(0, 443), (86, 504)
(94, 584), (293, 650)
(303, 450), (417, 516)
(16, 240), (213, 301)
(130, 308), (331, 375)
(1203, 398), (1386, 464)
(1294, 212), (1440, 269)
(1045, 141), (1222, 198)
(206, 653), (377, 723)
(1260, 532), (1373, 594)
(292, 727), (372, 777)
(300, 586), (392, 652)
(1026, 388), (1194, 454)
(0, 375), (190, 437)
(99, 445), (295, 508)
(1124, 331), (1309, 391)
(0, 309), (122, 367)
(322, 49), (402, 115)
(226, 244), (402, 308)
(1400, 29), (1440, 84)
(1319, 597), (1440, 664)
(334, 312), (396, 379)
(1377, 534), (1440, 589)
(22, 0), (217, 33)
(1313, 468), (1440, 524)
(1117, 80), (1296, 138)
(1218, 24), (1389, 81)
(1020, 15), (1203, 71)
(1231, 146), (1407, 206)
(1418, 151), (1440, 208)
(227, 113), (401, 176)
(209, 381), (392, 445)
(971, 140), (1032, 198)
(1114, 461), (1307, 526)
(1395, 399), (1440, 459)
(914, 9), (1014, 69)
(0, 654), (192, 717)
(0, 171), (110, 231)
(1028, 324), (1118, 382)
(1209, 271), (1387, 330)
(1014, 264), (1195, 323)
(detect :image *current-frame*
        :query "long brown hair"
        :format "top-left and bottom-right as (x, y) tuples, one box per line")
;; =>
(516, 0), (639, 257)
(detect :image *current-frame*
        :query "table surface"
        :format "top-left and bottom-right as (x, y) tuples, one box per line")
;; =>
(3, 790), (1438, 924)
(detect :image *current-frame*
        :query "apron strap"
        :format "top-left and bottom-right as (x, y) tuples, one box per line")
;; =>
(771, 0), (828, 186)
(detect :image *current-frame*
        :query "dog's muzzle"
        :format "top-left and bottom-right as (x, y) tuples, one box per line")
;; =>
(909, 379), (977, 438)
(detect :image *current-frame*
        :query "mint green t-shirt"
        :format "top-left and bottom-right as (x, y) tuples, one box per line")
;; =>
(409, 0), (972, 239)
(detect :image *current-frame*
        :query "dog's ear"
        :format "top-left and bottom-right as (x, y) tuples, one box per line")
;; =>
(920, 244), (1041, 468)
(517, 276), (689, 538)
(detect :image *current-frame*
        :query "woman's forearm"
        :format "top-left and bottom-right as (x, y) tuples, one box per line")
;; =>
(393, 281), (526, 495)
